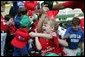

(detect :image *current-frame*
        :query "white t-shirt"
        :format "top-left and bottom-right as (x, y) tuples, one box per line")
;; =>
(58, 26), (66, 38)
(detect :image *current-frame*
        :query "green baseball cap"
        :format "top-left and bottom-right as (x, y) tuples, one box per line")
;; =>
(20, 15), (32, 29)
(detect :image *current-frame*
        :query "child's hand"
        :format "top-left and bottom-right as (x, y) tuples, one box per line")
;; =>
(39, 6), (49, 14)
(42, 6), (49, 13)
(6, 18), (14, 26)
(29, 32), (35, 37)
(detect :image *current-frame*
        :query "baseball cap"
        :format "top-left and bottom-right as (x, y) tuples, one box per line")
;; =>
(46, 10), (59, 20)
(11, 28), (30, 48)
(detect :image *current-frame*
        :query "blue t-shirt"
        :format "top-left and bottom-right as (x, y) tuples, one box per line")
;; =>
(64, 27), (84, 49)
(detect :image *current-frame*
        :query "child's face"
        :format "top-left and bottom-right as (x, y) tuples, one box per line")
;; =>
(6, 18), (14, 26)
(42, 20), (54, 33)
(72, 25), (79, 31)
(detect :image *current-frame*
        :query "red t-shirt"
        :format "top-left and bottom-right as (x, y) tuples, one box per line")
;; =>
(8, 25), (17, 35)
(1, 16), (8, 32)
(1, 21), (8, 32)
(39, 35), (63, 54)
(63, 1), (84, 11)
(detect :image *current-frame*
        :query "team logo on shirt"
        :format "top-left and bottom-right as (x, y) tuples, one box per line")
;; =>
(69, 34), (81, 42)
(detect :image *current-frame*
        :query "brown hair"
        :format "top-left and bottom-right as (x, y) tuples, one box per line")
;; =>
(71, 17), (80, 26)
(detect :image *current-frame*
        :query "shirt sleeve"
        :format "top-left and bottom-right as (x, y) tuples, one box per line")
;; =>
(63, 28), (70, 39)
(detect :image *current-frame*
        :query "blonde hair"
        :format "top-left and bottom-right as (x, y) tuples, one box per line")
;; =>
(49, 20), (59, 32)
(37, 17), (59, 33)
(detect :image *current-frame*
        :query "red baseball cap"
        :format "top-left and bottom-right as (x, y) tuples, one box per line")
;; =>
(24, 1), (37, 11)
(46, 10), (59, 20)
(11, 28), (30, 48)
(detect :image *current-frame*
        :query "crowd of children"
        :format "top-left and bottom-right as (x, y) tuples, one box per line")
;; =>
(1, 1), (84, 56)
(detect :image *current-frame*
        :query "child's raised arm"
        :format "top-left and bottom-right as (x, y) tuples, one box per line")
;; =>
(37, 14), (46, 33)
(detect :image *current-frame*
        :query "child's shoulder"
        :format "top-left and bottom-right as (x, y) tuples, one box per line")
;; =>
(78, 27), (84, 34)
(66, 27), (72, 31)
